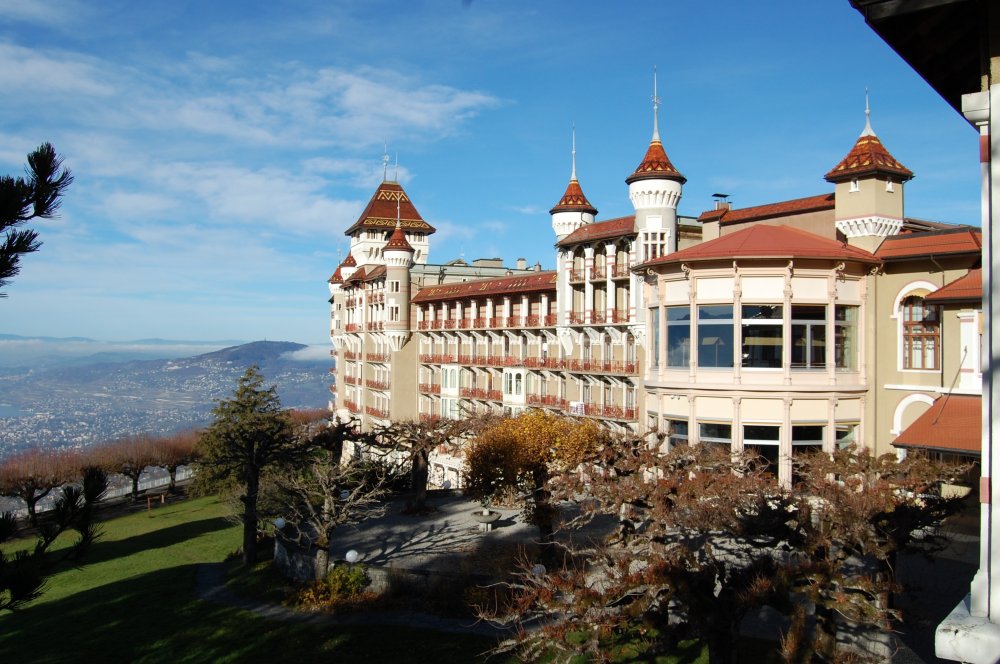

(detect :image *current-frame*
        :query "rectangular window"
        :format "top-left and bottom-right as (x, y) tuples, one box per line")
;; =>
(650, 307), (661, 369)
(836, 423), (858, 449)
(791, 306), (826, 369)
(699, 422), (731, 445)
(666, 306), (691, 368)
(698, 305), (734, 368)
(741, 305), (782, 369)
(666, 419), (689, 448)
(743, 424), (780, 475)
(901, 298), (938, 370)
(389, 306), (400, 322)
(389, 280), (400, 293)
(834, 305), (858, 370)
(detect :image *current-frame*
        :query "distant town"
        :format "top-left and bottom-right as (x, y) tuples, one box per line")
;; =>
(0, 340), (331, 458)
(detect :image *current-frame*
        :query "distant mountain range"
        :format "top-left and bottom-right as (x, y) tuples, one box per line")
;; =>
(0, 340), (333, 458)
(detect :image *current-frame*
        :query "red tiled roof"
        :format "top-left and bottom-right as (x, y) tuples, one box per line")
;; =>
(557, 215), (636, 247)
(342, 253), (357, 267)
(625, 139), (686, 185)
(696, 193), (835, 225)
(550, 179), (597, 215)
(363, 265), (386, 282)
(344, 266), (366, 284)
(641, 224), (878, 267)
(412, 271), (557, 304)
(328, 266), (343, 284)
(384, 224), (414, 252)
(875, 228), (982, 260)
(925, 268), (982, 303)
(893, 395), (981, 455)
(345, 181), (436, 235)
(824, 133), (913, 183)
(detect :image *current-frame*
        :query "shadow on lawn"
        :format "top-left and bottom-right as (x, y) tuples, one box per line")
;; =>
(78, 517), (235, 567)
(0, 564), (496, 664)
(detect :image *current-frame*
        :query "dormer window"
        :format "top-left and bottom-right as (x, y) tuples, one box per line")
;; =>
(849, 177), (860, 192)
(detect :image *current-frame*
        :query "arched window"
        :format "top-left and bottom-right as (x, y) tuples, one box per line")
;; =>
(901, 296), (939, 370)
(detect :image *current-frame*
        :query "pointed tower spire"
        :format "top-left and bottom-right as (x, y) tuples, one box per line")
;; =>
(861, 87), (875, 137)
(550, 126), (596, 216)
(382, 141), (389, 182)
(571, 123), (577, 181)
(394, 152), (399, 182)
(627, 66), (684, 185)
(652, 65), (661, 142)
(550, 125), (597, 239)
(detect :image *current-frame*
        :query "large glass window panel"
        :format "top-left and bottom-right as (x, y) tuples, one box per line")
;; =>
(834, 305), (858, 370)
(698, 305), (734, 368)
(743, 424), (780, 476)
(666, 306), (691, 368)
(742, 305), (783, 369)
(666, 419), (689, 448)
(699, 422), (731, 445)
(791, 306), (826, 369)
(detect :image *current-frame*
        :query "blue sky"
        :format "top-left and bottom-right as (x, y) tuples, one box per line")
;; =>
(0, 1), (979, 344)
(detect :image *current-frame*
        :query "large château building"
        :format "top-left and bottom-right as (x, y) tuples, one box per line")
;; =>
(328, 92), (982, 490)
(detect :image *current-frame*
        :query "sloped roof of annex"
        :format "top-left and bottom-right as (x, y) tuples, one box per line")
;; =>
(637, 223), (879, 268)
(412, 271), (557, 304)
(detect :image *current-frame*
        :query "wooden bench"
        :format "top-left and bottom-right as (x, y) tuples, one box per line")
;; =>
(146, 489), (167, 513)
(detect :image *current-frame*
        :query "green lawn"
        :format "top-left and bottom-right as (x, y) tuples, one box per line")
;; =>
(0, 496), (498, 663)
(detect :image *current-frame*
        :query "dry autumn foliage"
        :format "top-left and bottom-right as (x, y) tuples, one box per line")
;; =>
(464, 410), (603, 561)
(477, 434), (969, 664)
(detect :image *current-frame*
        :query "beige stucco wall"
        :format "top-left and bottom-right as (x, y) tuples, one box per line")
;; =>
(718, 209), (836, 239)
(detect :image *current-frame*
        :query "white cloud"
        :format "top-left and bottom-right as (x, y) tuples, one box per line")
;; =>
(0, 42), (114, 96)
(0, 0), (88, 28)
(282, 345), (331, 362)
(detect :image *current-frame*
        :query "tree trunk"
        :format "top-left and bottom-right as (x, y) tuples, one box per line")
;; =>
(168, 466), (178, 493)
(314, 547), (330, 581)
(532, 469), (555, 564)
(412, 449), (429, 510)
(131, 473), (140, 502)
(23, 486), (49, 527)
(242, 473), (259, 567)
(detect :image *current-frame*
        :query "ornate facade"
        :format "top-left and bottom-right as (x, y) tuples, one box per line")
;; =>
(329, 96), (981, 490)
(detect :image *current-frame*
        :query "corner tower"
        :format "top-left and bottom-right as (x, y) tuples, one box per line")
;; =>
(383, 210), (415, 352)
(550, 128), (598, 241)
(825, 94), (914, 252)
(627, 69), (685, 262)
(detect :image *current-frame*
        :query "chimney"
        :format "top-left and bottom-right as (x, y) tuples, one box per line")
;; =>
(516, 257), (527, 270)
(712, 193), (731, 211)
(534, 261), (542, 271)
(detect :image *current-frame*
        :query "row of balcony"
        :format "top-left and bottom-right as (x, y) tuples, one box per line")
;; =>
(416, 354), (637, 375)
(416, 390), (638, 421)
(417, 314), (559, 331)
(365, 378), (390, 390)
(342, 322), (387, 333)
(365, 405), (389, 419)
(344, 293), (385, 307)
(568, 264), (632, 283)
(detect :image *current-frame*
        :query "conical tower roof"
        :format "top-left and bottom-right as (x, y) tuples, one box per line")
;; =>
(825, 98), (913, 183)
(345, 181), (436, 236)
(384, 222), (415, 253)
(341, 253), (357, 267)
(328, 266), (344, 284)
(625, 139), (686, 185)
(550, 178), (598, 215)
(550, 126), (597, 216)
